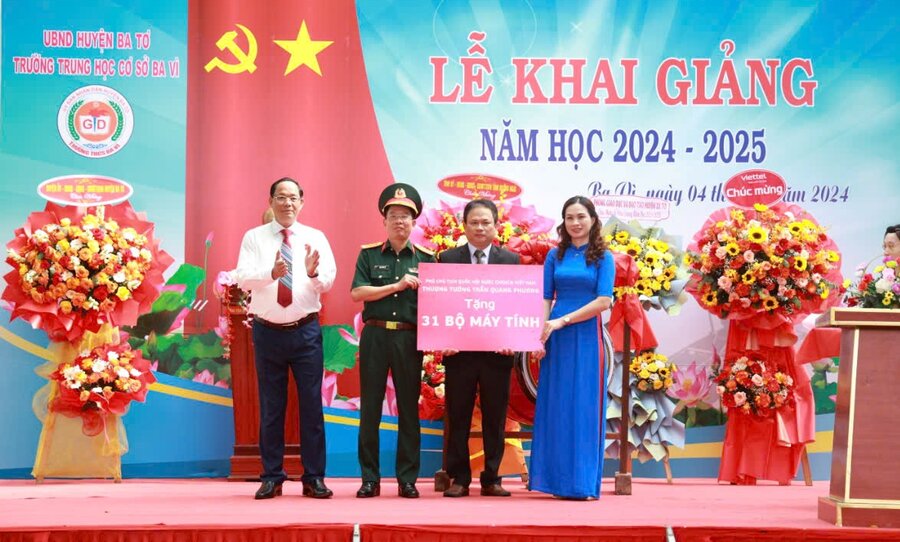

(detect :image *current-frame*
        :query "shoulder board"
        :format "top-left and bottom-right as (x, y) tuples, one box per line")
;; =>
(360, 242), (383, 249)
(414, 244), (435, 256)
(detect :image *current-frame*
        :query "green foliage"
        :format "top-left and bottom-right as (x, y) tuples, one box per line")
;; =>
(123, 264), (232, 387)
(322, 325), (358, 374)
(810, 357), (839, 414)
(675, 403), (726, 428)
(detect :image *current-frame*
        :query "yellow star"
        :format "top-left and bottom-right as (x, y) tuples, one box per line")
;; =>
(274, 21), (333, 76)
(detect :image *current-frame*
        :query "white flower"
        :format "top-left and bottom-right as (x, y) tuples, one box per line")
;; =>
(70, 239), (84, 250)
(130, 247), (140, 258)
(91, 387), (103, 394)
(116, 368), (130, 379)
(102, 243), (115, 254)
(62, 366), (85, 380)
(129, 368), (142, 377)
(113, 271), (126, 283)
(127, 279), (141, 290)
(60, 271), (73, 281)
(92, 360), (109, 372)
(67, 380), (83, 389)
(751, 374), (764, 386)
(70, 256), (81, 268)
(875, 278), (891, 293)
(434, 383), (445, 398)
(107, 351), (119, 362)
(33, 230), (49, 242)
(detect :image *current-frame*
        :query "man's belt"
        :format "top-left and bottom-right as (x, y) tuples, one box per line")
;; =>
(365, 319), (415, 331)
(254, 312), (318, 330)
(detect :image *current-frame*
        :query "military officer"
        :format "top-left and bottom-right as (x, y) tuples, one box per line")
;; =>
(350, 183), (434, 499)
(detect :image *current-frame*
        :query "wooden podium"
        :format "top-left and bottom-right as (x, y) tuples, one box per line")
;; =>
(817, 308), (900, 527)
(226, 286), (304, 481)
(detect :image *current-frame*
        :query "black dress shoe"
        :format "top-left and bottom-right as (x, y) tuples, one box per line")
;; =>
(302, 479), (333, 499)
(356, 481), (381, 498)
(443, 483), (469, 497)
(254, 480), (283, 499)
(480, 483), (511, 497)
(398, 482), (419, 498)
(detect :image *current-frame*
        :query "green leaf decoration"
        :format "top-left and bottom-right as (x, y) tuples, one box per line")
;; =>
(177, 332), (225, 362)
(322, 325), (358, 374)
(161, 264), (206, 307)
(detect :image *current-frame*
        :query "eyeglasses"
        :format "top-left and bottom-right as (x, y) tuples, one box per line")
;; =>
(274, 196), (301, 204)
(386, 214), (413, 223)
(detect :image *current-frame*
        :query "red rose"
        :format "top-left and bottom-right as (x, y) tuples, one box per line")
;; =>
(92, 287), (109, 301)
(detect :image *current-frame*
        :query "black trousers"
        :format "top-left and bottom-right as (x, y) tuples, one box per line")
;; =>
(357, 326), (422, 484)
(444, 352), (513, 487)
(252, 319), (326, 484)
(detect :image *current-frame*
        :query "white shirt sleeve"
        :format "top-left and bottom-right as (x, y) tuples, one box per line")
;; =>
(308, 229), (336, 294)
(234, 228), (277, 291)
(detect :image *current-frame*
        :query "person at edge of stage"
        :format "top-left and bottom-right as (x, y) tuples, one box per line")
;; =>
(438, 199), (520, 498)
(529, 195), (615, 500)
(350, 183), (435, 499)
(234, 177), (336, 500)
(884, 224), (900, 260)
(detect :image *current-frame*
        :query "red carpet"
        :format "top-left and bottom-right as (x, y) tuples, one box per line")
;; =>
(0, 478), (897, 541)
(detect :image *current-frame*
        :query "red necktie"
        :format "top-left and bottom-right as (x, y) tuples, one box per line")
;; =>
(277, 229), (293, 307)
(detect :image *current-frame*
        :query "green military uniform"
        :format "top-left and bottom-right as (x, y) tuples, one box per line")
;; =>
(352, 239), (434, 484)
(352, 182), (434, 489)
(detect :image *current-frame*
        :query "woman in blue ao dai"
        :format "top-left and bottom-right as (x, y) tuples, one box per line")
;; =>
(529, 196), (615, 500)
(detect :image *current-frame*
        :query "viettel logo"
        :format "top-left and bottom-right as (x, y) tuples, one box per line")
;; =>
(57, 85), (134, 158)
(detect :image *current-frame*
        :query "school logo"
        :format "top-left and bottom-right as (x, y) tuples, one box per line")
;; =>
(57, 85), (134, 158)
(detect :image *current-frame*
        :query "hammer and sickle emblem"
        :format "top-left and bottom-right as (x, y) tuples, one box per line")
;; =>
(204, 24), (258, 74)
(395, 188), (407, 198)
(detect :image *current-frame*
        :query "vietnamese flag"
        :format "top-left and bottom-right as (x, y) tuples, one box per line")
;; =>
(186, 0), (391, 332)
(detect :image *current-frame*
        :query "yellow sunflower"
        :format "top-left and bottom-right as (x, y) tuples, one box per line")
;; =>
(762, 297), (779, 311)
(747, 225), (769, 244)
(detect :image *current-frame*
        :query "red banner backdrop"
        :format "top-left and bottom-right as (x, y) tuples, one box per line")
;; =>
(186, 0), (393, 331)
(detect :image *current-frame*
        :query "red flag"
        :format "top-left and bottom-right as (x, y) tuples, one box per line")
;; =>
(186, 0), (392, 331)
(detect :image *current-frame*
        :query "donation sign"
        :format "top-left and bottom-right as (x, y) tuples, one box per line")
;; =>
(417, 263), (544, 352)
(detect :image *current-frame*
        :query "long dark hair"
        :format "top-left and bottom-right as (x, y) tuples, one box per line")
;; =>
(556, 196), (607, 265)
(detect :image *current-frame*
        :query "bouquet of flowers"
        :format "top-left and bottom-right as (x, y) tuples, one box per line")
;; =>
(686, 203), (842, 321)
(3, 202), (172, 342)
(843, 257), (900, 308)
(715, 354), (794, 418)
(603, 218), (688, 314)
(412, 198), (556, 262)
(629, 350), (676, 392)
(418, 352), (446, 420)
(49, 342), (156, 435)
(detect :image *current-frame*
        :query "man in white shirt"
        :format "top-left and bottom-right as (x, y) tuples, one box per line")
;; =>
(234, 177), (336, 500)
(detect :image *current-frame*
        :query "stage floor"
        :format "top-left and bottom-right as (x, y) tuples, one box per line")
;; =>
(1, 478), (898, 540)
